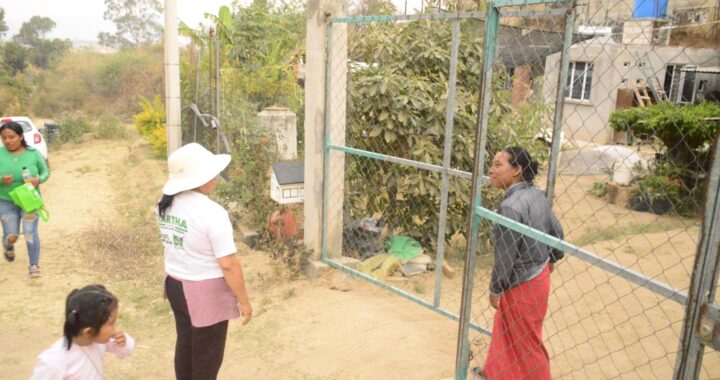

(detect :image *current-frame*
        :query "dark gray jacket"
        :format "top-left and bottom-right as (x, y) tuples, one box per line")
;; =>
(490, 182), (564, 295)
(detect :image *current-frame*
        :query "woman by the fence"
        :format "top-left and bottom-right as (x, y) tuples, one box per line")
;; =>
(476, 146), (564, 380)
(157, 143), (252, 380)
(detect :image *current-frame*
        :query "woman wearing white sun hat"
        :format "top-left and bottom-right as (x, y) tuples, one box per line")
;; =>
(156, 143), (252, 380)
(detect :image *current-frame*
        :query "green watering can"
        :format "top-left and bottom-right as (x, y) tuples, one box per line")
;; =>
(8, 183), (49, 222)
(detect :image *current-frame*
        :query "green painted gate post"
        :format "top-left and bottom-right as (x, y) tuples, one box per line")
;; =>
(455, 1), (575, 378)
(454, 4), (501, 379)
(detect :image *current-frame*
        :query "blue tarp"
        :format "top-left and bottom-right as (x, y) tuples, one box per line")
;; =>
(633, 0), (668, 19)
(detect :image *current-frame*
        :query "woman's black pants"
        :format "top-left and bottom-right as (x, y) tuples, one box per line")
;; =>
(165, 276), (229, 380)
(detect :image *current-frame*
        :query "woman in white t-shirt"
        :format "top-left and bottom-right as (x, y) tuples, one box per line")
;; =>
(156, 143), (252, 380)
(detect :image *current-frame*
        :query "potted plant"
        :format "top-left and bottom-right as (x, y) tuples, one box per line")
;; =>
(631, 175), (682, 215)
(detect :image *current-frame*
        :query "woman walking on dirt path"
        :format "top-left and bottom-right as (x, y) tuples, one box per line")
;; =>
(156, 143), (252, 380)
(0, 121), (49, 277)
(474, 147), (564, 380)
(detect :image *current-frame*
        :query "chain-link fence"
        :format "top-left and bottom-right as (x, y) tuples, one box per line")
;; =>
(322, 0), (720, 379)
(459, 1), (720, 378)
(323, 13), (499, 331)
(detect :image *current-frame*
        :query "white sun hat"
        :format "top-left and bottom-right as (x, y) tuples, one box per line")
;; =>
(162, 143), (231, 195)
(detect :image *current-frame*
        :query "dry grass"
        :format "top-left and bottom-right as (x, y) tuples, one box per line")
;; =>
(82, 221), (163, 287)
(79, 140), (165, 288)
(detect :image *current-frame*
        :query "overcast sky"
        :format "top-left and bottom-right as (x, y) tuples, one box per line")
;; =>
(0, 0), (244, 43)
(1, 0), (424, 43)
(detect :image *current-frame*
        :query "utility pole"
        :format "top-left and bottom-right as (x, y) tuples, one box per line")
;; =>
(164, 0), (182, 155)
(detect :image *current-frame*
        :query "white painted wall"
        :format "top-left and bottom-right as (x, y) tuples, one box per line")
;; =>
(543, 41), (719, 144)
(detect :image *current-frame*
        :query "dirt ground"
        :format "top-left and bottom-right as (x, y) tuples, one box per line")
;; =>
(1, 136), (719, 379)
(0, 138), (460, 379)
(332, 171), (720, 378)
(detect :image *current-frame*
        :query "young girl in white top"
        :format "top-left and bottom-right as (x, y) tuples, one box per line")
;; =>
(30, 284), (135, 380)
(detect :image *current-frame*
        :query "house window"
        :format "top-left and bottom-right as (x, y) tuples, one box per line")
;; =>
(665, 64), (702, 104)
(290, 188), (299, 197)
(282, 189), (292, 198)
(565, 62), (593, 101)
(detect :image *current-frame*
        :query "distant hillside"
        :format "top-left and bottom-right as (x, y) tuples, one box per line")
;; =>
(70, 39), (116, 53)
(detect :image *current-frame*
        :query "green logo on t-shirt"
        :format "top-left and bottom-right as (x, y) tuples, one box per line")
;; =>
(158, 214), (188, 233)
(160, 233), (184, 249)
(158, 215), (188, 250)
(172, 234), (184, 248)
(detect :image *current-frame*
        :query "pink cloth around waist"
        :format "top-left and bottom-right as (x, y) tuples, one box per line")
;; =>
(168, 274), (240, 328)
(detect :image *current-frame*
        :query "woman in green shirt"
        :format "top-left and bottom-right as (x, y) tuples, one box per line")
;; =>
(0, 122), (49, 277)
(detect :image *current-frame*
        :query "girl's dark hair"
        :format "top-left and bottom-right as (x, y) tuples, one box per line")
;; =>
(503, 146), (539, 183)
(157, 194), (175, 217)
(0, 122), (29, 148)
(63, 284), (118, 350)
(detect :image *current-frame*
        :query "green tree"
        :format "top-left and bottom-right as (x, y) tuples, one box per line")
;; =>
(13, 16), (56, 45)
(2, 41), (28, 75)
(224, 0), (304, 108)
(28, 38), (71, 69)
(346, 21), (548, 248)
(0, 8), (8, 39)
(10, 16), (69, 70)
(98, 0), (162, 50)
(179, 1), (305, 227)
(349, 0), (397, 16)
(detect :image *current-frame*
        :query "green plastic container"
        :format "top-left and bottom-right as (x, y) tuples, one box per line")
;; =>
(8, 183), (49, 221)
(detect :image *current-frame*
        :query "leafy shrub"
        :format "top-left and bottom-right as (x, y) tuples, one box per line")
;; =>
(55, 113), (93, 144)
(346, 21), (549, 249)
(589, 182), (608, 198)
(0, 72), (32, 115)
(96, 49), (164, 115)
(214, 136), (276, 227)
(611, 102), (719, 216)
(650, 160), (705, 215)
(30, 51), (104, 117)
(96, 114), (128, 139)
(630, 174), (684, 215)
(28, 49), (163, 118)
(609, 102), (720, 168)
(639, 175), (682, 202)
(179, 3), (305, 232)
(134, 96), (166, 157)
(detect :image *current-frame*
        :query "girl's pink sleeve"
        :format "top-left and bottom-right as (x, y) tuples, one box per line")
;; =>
(105, 333), (136, 359)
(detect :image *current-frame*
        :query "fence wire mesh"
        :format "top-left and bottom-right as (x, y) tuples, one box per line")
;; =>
(468, 2), (719, 379)
(324, 1), (720, 378)
(324, 15), (491, 324)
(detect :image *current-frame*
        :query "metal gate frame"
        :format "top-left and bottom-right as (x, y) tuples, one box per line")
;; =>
(455, 1), (720, 379)
(674, 133), (720, 379)
(320, 11), (496, 337)
(318, 2), (720, 379)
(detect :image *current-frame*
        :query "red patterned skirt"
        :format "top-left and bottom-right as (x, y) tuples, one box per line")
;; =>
(484, 265), (551, 380)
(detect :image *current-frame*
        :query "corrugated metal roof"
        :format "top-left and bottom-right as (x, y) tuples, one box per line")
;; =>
(272, 161), (304, 185)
